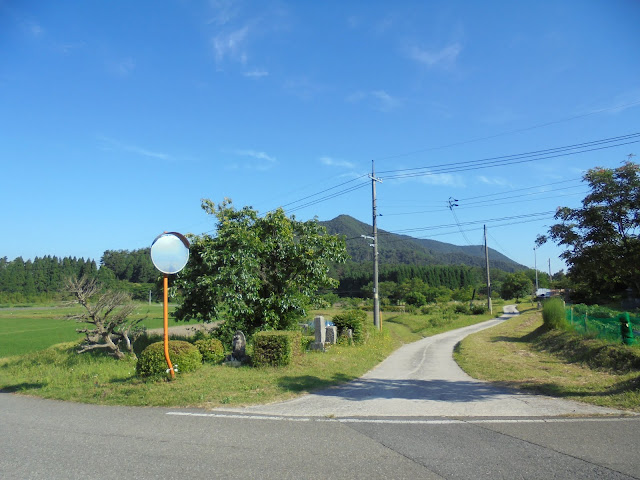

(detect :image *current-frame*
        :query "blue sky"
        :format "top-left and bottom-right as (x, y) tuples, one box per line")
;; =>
(1, 1), (639, 274)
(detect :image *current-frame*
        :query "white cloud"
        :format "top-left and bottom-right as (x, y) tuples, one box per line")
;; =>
(108, 57), (136, 77)
(213, 26), (250, 65)
(232, 149), (277, 171)
(284, 76), (324, 100)
(320, 156), (355, 169)
(408, 42), (462, 68)
(347, 89), (401, 112)
(22, 20), (44, 38)
(98, 136), (171, 161)
(420, 172), (463, 186)
(207, 0), (241, 26)
(388, 170), (464, 187)
(244, 69), (269, 78)
(477, 175), (511, 187)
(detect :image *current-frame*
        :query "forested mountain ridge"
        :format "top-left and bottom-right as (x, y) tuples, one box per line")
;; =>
(319, 214), (525, 272)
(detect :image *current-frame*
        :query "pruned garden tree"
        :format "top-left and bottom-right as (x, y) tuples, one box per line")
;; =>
(537, 161), (640, 301)
(65, 276), (144, 359)
(173, 198), (349, 343)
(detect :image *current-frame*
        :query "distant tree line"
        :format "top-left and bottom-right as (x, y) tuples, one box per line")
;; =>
(0, 249), (160, 304)
(1, 246), (558, 306)
(335, 263), (483, 297)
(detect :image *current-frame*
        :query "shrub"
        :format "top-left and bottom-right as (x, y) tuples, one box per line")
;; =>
(194, 338), (225, 364)
(453, 303), (471, 315)
(332, 309), (367, 344)
(252, 331), (302, 367)
(542, 298), (568, 330)
(136, 340), (202, 377)
(470, 304), (488, 315)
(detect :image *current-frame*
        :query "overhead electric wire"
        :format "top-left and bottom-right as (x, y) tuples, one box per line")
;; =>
(369, 215), (554, 247)
(275, 174), (369, 211)
(284, 181), (370, 214)
(260, 132), (636, 218)
(378, 133), (640, 180)
(380, 211), (555, 237)
(382, 189), (586, 217)
(372, 99), (640, 163)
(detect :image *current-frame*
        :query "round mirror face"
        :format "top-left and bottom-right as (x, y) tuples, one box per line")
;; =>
(151, 233), (190, 274)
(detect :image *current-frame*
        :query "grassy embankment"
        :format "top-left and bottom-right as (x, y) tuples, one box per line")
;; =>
(455, 308), (640, 412)
(0, 304), (495, 408)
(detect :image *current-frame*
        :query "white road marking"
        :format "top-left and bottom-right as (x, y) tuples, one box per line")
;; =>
(167, 411), (637, 425)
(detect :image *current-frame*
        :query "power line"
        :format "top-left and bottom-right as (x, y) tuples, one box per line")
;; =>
(372, 99), (640, 163)
(378, 133), (640, 180)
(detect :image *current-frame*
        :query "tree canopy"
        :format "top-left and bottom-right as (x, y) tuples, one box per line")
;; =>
(173, 199), (348, 342)
(538, 161), (640, 300)
(500, 271), (533, 301)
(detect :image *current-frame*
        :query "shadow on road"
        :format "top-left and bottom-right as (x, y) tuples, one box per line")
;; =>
(279, 375), (515, 402)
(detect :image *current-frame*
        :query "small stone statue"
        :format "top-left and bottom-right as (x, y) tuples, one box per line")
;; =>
(231, 330), (246, 361)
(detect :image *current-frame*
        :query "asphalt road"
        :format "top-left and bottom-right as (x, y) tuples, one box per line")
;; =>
(2, 306), (639, 479)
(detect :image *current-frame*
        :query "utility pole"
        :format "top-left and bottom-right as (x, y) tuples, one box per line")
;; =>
(369, 160), (383, 330)
(484, 225), (492, 314)
(548, 258), (552, 282)
(534, 246), (539, 292)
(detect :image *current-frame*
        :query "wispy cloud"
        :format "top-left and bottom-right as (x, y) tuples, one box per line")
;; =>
(244, 69), (269, 78)
(320, 156), (355, 169)
(420, 172), (464, 186)
(99, 136), (171, 161)
(284, 76), (325, 100)
(213, 26), (250, 65)
(388, 170), (464, 187)
(231, 149), (277, 171)
(407, 42), (462, 68)
(22, 20), (44, 38)
(207, 0), (241, 26)
(347, 90), (401, 112)
(107, 57), (136, 77)
(593, 89), (640, 115)
(477, 175), (512, 187)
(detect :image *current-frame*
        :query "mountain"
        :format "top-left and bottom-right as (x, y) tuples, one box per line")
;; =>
(319, 214), (525, 272)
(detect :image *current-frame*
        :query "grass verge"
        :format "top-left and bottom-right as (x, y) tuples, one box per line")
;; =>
(454, 310), (640, 412)
(0, 309), (493, 408)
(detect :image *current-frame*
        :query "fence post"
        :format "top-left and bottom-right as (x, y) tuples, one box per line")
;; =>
(584, 312), (588, 334)
(620, 312), (635, 346)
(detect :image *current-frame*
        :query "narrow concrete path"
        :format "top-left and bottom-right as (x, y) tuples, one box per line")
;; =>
(215, 306), (624, 418)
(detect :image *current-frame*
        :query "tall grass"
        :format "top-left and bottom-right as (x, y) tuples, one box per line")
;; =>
(542, 297), (568, 330)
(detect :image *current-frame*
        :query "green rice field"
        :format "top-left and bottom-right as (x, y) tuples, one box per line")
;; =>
(0, 304), (197, 358)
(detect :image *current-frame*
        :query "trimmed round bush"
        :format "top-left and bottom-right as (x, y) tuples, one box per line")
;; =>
(194, 338), (225, 364)
(136, 340), (202, 377)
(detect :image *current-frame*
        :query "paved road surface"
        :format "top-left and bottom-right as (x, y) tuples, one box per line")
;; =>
(2, 306), (638, 479)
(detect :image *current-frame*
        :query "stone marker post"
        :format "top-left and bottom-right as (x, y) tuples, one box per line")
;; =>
(311, 315), (326, 351)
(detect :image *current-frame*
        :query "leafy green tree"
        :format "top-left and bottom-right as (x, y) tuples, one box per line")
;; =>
(537, 161), (640, 300)
(174, 199), (348, 343)
(500, 272), (533, 301)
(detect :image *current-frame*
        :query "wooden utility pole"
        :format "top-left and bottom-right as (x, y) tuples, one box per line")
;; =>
(484, 225), (492, 314)
(370, 160), (382, 330)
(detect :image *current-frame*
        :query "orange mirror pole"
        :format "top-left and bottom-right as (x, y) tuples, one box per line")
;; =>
(163, 273), (175, 379)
